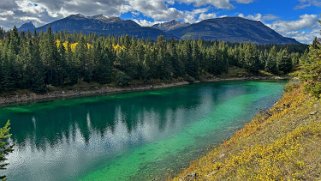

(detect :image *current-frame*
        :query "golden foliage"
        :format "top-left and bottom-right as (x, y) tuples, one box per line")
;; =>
(112, 44), (125, 53)
(205, 122), (321, 180)
(56, 40), (92, 52)
(173, 83), (321, 181)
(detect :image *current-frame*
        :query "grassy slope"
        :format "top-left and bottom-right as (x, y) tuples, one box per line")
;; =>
(174, 83), (321, 181)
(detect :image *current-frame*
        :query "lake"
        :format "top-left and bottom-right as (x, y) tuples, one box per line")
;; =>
(0, 81), (285, 181)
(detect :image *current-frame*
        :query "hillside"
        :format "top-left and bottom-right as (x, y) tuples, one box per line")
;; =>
(168, 17), (299, 44)
(174, 82), (320, 180)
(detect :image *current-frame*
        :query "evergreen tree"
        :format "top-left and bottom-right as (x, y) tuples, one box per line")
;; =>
(39, 27), (59, 85)
(265, 46), (278, 74)
(75, 37), (93, 82)
(2, 50), (16, 91)
(56, 41), (67, 86)
(0, 121), (14, 180)
(94, 46), (113, 84)
(18, 39), (33, 88)
(300, 38), (321, 97)
(8, 26), (20, 55)
(169, 42), (184, 78)
(277, 49), (293, 75)
(0, 55), (3, 92)
(65, 42), (79, 85)
(31, 39), (46, 93)
(184, 42), (198, 78)
(0, 27), (5, 39)
(243, 44), (260, 73)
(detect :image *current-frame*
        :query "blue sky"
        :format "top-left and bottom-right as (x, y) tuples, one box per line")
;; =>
(0, 0), (320, 43)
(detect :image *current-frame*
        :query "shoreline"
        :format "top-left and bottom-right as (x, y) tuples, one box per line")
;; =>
(0, 76), (288, 107)
(173, 82), (321, 180)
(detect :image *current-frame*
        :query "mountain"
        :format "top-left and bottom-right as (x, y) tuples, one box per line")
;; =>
(168, 17), (299, 44)
(18, 15), (300, 44)
(36, 14), (176, 40)
(152, 20), (190, 31)
(18, 22), (36, 32)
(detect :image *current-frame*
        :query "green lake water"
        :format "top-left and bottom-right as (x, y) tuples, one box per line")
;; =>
(0, 81), (285, 181)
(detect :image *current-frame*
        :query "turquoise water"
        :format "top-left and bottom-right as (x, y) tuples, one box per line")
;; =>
(0, 81), (285, 181)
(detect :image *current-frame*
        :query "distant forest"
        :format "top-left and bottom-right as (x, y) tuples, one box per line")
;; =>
(0, 27), (307, 93)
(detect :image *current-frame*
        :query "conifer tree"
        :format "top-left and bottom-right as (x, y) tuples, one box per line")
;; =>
(243, 44), (260, 73)
(0, 121), (14, 180)
(277, 49), (293, 75)
(75, 37), (91, 82)
(300, 37), (321, 97)
(265, 46), (278, 74)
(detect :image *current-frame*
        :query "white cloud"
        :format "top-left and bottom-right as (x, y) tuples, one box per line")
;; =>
(129, 2), (216, 23)
(134, 19), (159, 27)
(270, 14), (318, 32)
(19, 16), (44, 23)
(296, 0), (321, 9)
(237, 13), (320, 44)
(184, 9), (214, 23)
(235, 0), (253, 4)
(199, 13), (217, 21)
(16, 0), (47, 14)
(177, 0), (254, 9)
(0, 10), (15, 16)
(0, 10), (14, 24)
(0, 17), (8, 21)
(238, 13), (278, 21)
(128, 0), (183, 21)
(177, 0), (233, 9)
(0, 0), (256, 29)
(269, 14), (320, 44)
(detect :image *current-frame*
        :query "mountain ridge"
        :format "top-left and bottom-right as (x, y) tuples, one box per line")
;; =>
(34, 14), (175, 40)
(18, 14), (300, 44)
(152, 20), (190, 31)
(168, 17), (299, 44)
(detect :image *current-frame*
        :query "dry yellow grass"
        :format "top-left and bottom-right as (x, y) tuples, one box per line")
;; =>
(173, 83), (321, 181)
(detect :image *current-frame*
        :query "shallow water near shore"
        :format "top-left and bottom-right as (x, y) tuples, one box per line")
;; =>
(0, 80), (285, 181)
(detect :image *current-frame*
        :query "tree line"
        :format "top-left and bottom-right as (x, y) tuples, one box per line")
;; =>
(0, 27), (306, 93)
